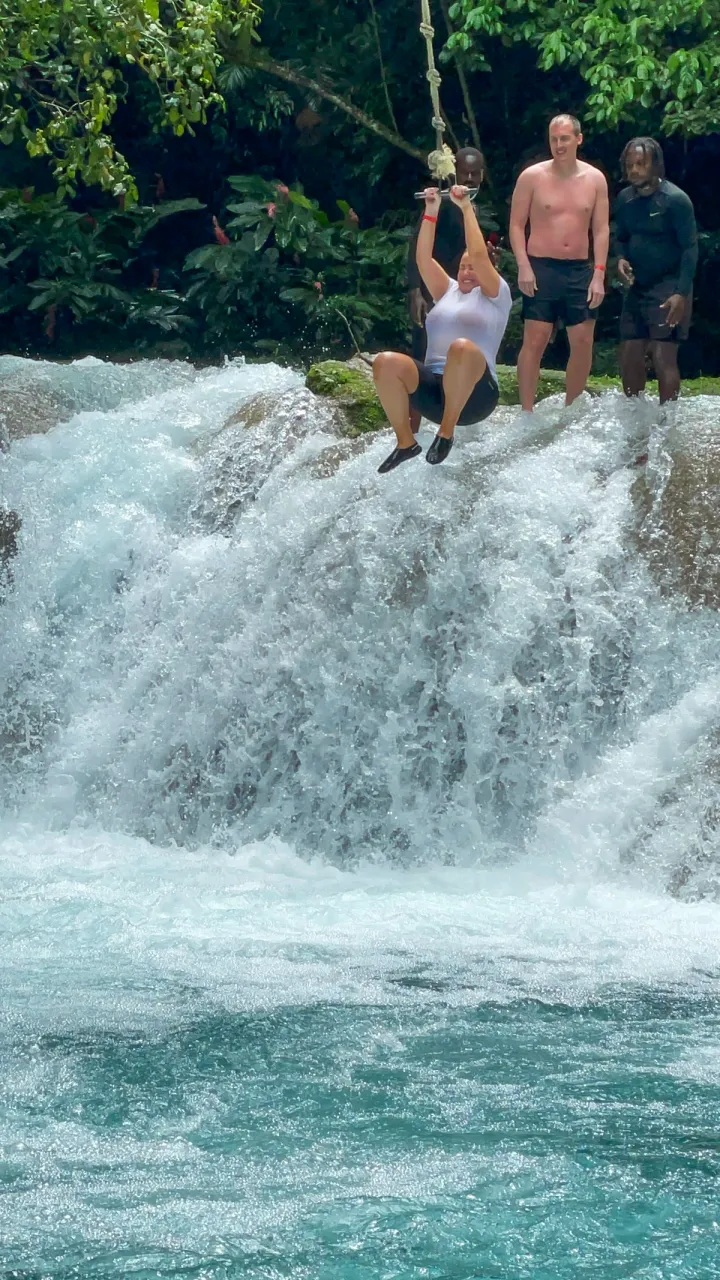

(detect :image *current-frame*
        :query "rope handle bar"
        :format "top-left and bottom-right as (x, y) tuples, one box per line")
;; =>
(413, 187), (479, 199)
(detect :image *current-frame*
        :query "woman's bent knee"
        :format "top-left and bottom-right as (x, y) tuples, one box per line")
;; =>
(447, 338), (481, 358)
(372, 351), (395, 381)
(373, 351), (419, 395)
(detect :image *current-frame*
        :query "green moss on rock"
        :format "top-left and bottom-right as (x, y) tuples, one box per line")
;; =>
(680, 377), (720, 397)
(495, 365), (618, 404)
(307, 358), (720, 429)
(495, 366), (720, 404)
(305, 360), (386, 437)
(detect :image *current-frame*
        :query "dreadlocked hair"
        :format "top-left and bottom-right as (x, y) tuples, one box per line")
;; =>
(621, 137), (665, 179)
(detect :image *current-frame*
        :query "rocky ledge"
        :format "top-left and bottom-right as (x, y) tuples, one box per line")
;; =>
(306, 358), (720, 437)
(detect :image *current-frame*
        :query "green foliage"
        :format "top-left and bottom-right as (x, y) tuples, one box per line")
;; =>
(0, 0), (259, 200)
(216, 63), (295, 133)
(1, 0), (718, 370)
(0, 188), (202, 343)
(448, 0), (720, 133)
(236, 0), (432, 182)
(184, 176), (411, 356)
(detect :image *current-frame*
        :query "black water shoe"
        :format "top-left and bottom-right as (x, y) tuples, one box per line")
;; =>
(377, 442), (422, 474)
(425, 434), (454, 465)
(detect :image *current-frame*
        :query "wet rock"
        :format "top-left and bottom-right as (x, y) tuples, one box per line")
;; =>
(0, 508), (22, 601)
(0, 508), (21, 563)
(305, 358), (622, 427)
(192, 386), (343, 529)
(0, 384), (66, 445)
(219, 392), (292, 434)
(302, 436), (371, 479)
(307, 358), (720, 425)
(636, 412), (720, 608)
(623, 733), (720, 901)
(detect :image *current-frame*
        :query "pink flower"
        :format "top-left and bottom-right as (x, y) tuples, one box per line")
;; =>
(313, 281), (323, 297)
(267, 202), (276, 218)
(276, 183), (289, 198)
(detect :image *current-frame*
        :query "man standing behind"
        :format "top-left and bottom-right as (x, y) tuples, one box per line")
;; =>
(615, 137), (698, 404)
(510, 115), (609, 411)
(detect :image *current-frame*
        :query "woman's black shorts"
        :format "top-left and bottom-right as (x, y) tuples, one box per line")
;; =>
(409, 361), (499, 427)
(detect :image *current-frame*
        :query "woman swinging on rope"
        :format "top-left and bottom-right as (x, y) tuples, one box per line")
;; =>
(374, 184), (512, 472)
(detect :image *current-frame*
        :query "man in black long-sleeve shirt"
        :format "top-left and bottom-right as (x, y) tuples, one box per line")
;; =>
(614, 137), (698, 403)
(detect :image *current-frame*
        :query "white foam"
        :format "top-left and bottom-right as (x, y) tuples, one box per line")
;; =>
(1, 823), (719, 1039)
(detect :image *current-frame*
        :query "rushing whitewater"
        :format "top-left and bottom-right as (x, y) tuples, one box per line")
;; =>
(2, 355), (720, 1279)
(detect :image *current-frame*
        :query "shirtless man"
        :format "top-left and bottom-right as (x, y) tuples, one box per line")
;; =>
(510, 114), (609, 411)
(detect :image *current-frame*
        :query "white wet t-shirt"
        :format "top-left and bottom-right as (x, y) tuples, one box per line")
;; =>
(424, 277), (512, 383)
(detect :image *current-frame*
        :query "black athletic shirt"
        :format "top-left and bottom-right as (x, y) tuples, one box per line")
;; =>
(613, 179), (697, 296)
(407, 200), (467, 302)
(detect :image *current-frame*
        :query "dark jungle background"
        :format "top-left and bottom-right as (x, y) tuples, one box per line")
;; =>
(1, 0), (719, 376)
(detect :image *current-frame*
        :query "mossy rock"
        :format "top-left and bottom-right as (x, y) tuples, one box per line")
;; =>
(495, 366), (720, 404)
(679, 377), (720, 397)
(307, 358), (720, 428)
(495, 365), (563, 404)
(305, 360), (386, 437)
(495, 365), (618, 404)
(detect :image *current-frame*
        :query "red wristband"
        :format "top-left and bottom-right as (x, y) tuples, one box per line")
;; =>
(594, 263), (605, 271)
(423, 214), (438, 223)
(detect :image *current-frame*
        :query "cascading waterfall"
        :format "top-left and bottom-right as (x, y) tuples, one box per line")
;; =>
(2, 355), (720, 1278)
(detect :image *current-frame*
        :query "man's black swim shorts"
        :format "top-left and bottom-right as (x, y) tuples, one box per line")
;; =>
(619, 281), (692, 343)
(522, 256), (596, 328)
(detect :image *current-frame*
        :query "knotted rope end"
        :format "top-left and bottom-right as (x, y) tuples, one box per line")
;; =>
(427, 144), (456, 181)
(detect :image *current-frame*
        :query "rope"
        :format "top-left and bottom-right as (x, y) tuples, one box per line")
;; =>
(419, 0), (455, 182)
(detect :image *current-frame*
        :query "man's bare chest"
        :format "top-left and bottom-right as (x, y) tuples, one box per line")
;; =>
(532, 177), (595, 219)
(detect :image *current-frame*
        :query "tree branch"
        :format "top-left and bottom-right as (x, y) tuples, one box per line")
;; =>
(248, 54), (426, 163)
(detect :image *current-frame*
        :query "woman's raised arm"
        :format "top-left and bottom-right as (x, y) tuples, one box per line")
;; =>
(450, 185), (501, 298)
(415, 188), (452, 302)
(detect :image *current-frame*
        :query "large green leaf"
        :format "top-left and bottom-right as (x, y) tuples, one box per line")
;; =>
(132, 198), (206, 240)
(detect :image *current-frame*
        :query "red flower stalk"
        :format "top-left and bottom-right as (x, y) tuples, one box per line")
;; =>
(44, 304), (57, 342)
(212, 215), (230, 246)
